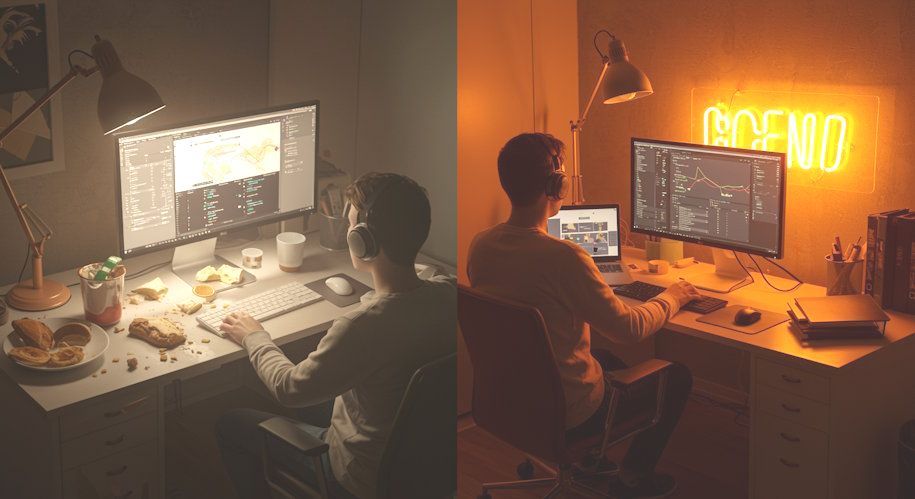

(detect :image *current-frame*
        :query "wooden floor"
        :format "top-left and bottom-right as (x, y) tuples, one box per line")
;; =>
(458, 397), (749, 498)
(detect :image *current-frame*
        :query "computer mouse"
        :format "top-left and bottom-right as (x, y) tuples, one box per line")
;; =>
(325, 276), (354, 296)
(734, 307), (762, 326)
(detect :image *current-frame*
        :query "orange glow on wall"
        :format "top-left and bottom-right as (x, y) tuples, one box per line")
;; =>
(691, 89), (879, 193)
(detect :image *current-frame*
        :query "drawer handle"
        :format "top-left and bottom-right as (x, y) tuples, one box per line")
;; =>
(103, 396), (150, 418)
(779, 457), (800, 468)
(779, 432), (801, 443)
(781, 403), (801, 414)
(106, 465), (128, 477)
(781, 374), (802, 384)
(105, 434), (125, 446)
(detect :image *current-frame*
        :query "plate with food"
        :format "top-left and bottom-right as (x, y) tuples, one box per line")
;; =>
(3, 318), (109, 371)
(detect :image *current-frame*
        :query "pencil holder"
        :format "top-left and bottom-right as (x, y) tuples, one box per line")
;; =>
(825, 256), (864, 295)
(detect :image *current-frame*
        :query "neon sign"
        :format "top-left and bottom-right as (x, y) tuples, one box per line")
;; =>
(702, 105), (850, 172)
(691, 89), (879, 193)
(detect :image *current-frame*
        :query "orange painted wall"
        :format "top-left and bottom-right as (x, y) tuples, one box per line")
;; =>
(457, 0), (578, 413)
(578, 0), (914, 286)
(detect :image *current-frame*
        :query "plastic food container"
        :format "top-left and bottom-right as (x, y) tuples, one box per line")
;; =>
(78, 263), (126, 326)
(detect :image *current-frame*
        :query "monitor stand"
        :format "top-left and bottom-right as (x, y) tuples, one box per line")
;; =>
(686, 248), (751, 293)
(171, 237), (256, 291)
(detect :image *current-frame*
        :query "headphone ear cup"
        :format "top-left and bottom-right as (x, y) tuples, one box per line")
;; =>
(546, 171), (570, 200)
(347, 224), (379, 261)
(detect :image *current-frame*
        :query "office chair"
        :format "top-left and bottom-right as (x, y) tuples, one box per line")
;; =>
(458, 285), (672, 498)
(257, 353), (457, 499)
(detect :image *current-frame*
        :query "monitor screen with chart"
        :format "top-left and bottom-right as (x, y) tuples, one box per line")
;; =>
(630, 138), (786, 258)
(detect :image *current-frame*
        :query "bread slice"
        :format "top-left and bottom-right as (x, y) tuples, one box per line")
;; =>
(12, 318), (54, 351)
(8, 346), (51, 366)
(128, 318), (186, 349)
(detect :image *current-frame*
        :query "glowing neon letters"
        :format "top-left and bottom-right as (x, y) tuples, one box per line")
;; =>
(703, 104), (849, 172)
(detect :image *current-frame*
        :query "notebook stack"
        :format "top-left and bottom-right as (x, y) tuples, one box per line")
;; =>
(786, 295), (890, 340)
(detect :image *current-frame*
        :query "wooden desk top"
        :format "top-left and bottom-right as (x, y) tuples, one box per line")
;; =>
(0, 236), (448, 414)
(619, 248), (915, 372)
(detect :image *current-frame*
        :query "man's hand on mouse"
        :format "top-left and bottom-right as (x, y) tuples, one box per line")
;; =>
(664, 281), (702, 306)
(219, 311), (265, 345)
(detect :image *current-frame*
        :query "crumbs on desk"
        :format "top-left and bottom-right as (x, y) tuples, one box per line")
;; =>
(92, 373), (98, 378)
(101, 369), (107, 374)
(201, 338), (210, 343)
(170, 355), (177, 362)
(145, 366), (149, 370)
(112, 357), (119, 363)
(159, 353), (167, 362)
(113, 327), (125, 334)
(127, 357), (138, 371)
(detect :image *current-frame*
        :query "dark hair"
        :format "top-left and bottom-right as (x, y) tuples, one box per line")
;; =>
(345, 172), (431, 266)
(497, 133), (566, 206)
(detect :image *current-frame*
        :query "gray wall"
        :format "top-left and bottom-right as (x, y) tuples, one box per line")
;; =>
(355, 0), (457, 265)
(0, 0), (269, 284)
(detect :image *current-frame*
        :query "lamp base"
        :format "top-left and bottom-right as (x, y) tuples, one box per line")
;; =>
(5, 278), (71, 311)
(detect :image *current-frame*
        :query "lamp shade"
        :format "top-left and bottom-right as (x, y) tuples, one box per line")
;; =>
(91, 36), (165, 135)
(601, 38), (652, 104)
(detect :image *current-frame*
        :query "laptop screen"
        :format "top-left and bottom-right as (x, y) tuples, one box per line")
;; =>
(547, 204), (621, 261)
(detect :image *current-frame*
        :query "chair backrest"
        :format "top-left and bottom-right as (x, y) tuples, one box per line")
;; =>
(376, 353), (456, 499)
(457, 285), (567, 462)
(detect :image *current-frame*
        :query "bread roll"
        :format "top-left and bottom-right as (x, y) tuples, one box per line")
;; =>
(48, 346), (84, 367)
(8, 346), (51, 366)
(12, 318), (53, 351)
(128, 318), (186, 349)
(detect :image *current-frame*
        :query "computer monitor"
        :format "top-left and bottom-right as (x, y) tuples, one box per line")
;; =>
(116, 102), (318, 286)
(630, 137), (786, 292)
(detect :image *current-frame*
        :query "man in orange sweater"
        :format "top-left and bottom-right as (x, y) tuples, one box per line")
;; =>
(468, 133), (698, 498)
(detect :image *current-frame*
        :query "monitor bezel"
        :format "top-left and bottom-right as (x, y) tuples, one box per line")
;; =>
(629, 137), (787, 259)
(115, 100), (320, 258)
(552, 203), (622, 262)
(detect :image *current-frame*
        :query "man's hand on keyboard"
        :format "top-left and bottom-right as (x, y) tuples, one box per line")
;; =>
(665, 281), (702, 307)
(220, 312), (266, 346)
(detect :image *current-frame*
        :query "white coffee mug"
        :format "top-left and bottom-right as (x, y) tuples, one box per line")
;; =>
(276, 232), (306, 272)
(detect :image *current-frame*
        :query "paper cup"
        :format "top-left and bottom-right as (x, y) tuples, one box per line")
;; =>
(277, 232), (306, 272)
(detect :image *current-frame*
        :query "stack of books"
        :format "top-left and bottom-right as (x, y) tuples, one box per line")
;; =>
(787, 295), (890, 340)
(865, 208), (915, 312)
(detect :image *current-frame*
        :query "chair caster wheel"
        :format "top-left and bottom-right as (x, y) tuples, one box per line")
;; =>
(516, 458), (535, 479)
(477, 493), (492, 499)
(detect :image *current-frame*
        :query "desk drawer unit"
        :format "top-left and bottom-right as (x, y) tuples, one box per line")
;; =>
(756, 358), (829, 403)
(60, 411), (158, 470)
(755, 411), (828, 497)
(757, 384), (829, 432)
(62, 440), (158, 499)
(60, 387), (157, 441)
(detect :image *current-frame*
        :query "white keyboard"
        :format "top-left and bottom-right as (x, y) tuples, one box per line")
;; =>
(197, 281), (323, 336)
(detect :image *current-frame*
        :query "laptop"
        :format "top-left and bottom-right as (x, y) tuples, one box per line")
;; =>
(547, 204), (634, 286)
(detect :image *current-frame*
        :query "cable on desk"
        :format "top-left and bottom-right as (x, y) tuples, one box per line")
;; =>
(745, 253), (803, 292)
(125, 261), (171, 281)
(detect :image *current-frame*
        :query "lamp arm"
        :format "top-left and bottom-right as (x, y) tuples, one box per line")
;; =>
(568, 58), (610, 205)
(572, 58), (610, 132)
(0, 63), (98, 253)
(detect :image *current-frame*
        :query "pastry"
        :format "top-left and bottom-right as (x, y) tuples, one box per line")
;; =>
(48, 346), (85, 367)
(12, 318), (54, 351)
(217, 264), (243, 285)
(8, 346), (51, 366)
(128, 318), (186, 349)
(132, 277), (168, 300)
(53, 323), (92, 347)
(179, 300), (202, 315)
(195, 265), (220, 282)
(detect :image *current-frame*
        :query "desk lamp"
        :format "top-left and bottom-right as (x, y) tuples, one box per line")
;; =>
(569, 30), (652, 205)
(1, 35), (165, 311)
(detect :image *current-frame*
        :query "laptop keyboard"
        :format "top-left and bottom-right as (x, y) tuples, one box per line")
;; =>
(597, 263), (623, 273)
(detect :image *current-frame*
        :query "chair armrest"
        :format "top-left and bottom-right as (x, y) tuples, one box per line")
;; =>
(258, 417), (329, 457)
(606, 359), (672, 390)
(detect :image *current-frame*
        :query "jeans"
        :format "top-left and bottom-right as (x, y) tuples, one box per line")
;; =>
(216, 402), (357, 499)
(566, 349), (693, 481)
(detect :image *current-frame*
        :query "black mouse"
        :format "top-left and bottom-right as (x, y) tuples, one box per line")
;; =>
(734, 307), (762, 326)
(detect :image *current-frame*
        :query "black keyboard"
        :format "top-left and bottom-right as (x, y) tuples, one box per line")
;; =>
(597, 263), (623, 273)
(613, 280), (727, 314)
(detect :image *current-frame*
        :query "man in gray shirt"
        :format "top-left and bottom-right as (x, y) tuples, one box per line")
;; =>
(217, 173), (456, 499)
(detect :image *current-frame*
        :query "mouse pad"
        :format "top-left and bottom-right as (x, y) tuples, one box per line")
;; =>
(305, 273), (373, 308)
(696, 305), (789, 335)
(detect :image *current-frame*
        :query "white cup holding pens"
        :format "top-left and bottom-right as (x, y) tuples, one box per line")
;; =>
(277, 232), (307, 272)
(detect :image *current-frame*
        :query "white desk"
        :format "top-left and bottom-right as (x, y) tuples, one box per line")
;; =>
(619, 248), (915, 499)
(0, 237), (447, 498)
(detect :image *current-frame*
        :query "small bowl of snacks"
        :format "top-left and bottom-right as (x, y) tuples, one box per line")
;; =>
(193, 284), (216, 302)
